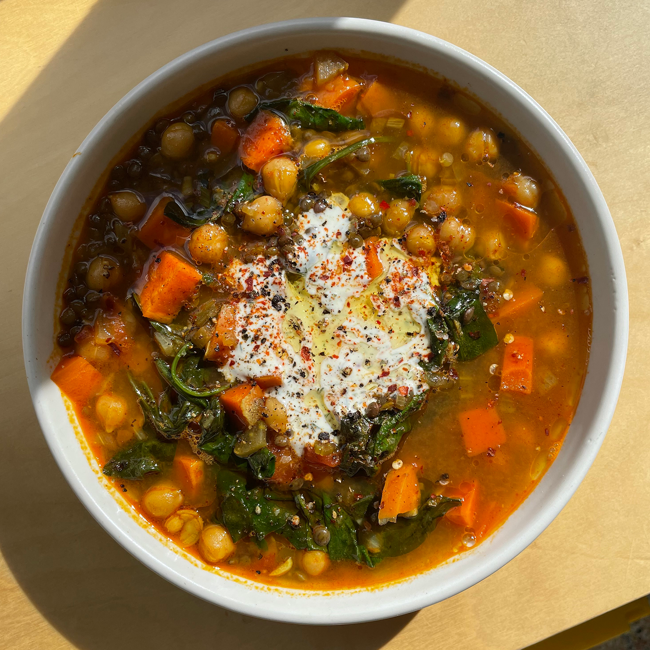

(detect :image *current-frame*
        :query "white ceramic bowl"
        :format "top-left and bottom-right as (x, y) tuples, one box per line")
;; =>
(23, 17), (628, 624)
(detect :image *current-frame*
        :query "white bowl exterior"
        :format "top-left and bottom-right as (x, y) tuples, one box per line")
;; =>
(23, 18), (628, 624)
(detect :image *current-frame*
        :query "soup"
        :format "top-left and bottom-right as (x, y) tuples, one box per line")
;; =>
(51, 52), (591, 589)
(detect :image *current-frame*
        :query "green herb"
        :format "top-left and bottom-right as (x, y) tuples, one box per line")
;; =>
(372, 393), (427, 460)
(218, 470), (296, 542)
(366, 495), (461, 558)
(163, 200), (212, 229)
(170, 343), (231, 398)
(442, 289), (498, 362)
(128, 374), (201, 439)
(247, 447), (276, 480)
(226, 172), (255, 211)
(302, 136), (394, 186)
(340, 394), (426, 476)
(377, 174), (422, 201)
(322, 492), (377, 567)
(102, 439), (177, 480)
(250, 99), (364, 132)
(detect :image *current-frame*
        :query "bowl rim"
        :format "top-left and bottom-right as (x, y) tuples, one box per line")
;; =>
(22, 16), (628, 624)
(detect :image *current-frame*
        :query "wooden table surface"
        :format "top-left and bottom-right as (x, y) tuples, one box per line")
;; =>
(1, 1), (649, 648)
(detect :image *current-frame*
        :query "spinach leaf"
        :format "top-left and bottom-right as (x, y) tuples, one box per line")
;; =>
(372, 393), (427, 460)
(339, 395), (427, 476)
(339, 415), (375, 476)
(251, 99), (364, 132)
(166, 343), (231, 400)
(443, 290), (498, 362)
(163, 199), (212, 229)
(322, 492), (377, 567)
(367, 495), (461, 558)
(421, 310), (453, 371)
(103, 439), (177, 480)
(161, 172), (255, 229)
(197, 397), (237, 463)
(377, 174), (422, 201)
(226, 172), (255, 211)
(218, 470), (296, 542)
(302, 136), (394, 187)
(247, 448), (276, 480)
(128, 373), (201, 439)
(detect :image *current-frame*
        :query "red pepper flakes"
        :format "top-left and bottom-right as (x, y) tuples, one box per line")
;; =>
(398, 386), (409, 396)
(388, 384), (397, 393)
(406, 129), (413, 137)
(300, 346), (311, 362)
(380, 200), (390, 211)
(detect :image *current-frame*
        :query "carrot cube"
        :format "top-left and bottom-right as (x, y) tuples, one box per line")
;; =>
(313, 74), (362, 112)
(446, 481), (479, 527)
(239, 111), (292, 173)
(255, 375), (283, 389)
(497, 200), (539, 240)
(378, 464), (420, 523)
(459, 406), (506, 456)
(211, 119), (240, 154)
(174, 441), (205, 500)
(51, 355), (104, 404)
(490, 284), (544, 321)
(139, 251), (202, 324)
(137, 197), (191, 250)
(501, 336), (534, 394)
(358, 81), (400, 116)
(220, 383), (264, 427)
(205, 303), (237, 363)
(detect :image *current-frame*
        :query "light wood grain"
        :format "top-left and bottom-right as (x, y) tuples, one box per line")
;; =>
(1, 1), (649, 648)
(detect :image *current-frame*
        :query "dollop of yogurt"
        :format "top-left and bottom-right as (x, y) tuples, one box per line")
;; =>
(217, 198), (440, 455)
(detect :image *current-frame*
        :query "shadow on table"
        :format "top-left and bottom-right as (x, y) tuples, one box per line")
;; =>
(1, 0), (416, 648)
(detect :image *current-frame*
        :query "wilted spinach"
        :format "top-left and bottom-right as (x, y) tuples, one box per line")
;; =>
(102, 439), (177, 480)
(377, 174), (422, 201)
(248, 99), (364, 132)
(340, 394), (426, 476)
(364, 495), (461, 558)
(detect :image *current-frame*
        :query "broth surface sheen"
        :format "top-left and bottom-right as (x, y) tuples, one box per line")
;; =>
(50, 52), (591, 590)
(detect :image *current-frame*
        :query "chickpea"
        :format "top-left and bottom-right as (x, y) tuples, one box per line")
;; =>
(485, 230), (507, 260)
(537, 255), (570, 287)
(348, 192), (379, 219)
(301, 550), (331, 577)
(262, 157), (298, 204)
(165, 509), (203, 547)
(110, 190), (146, 222)
(76, 338), (113, 365)
(439, 217), (476, 253)
(436, 115), (467, 147)
(509, 173), (541, 209)
(406, 224), (436, 256)
(161, 122), (195, 160)
(410, 147), (439, 179)
(141, 484), (183, 519)
(422, 186), (462, 216)
(241, 195), (283, 236)
(464, 128), (499, 164)
(188, 224), (228, 265)
(409, 105), (436, 140)
(87, 256), (122, 292)
(539, 329), (570, 357)
(303, 138), (333, 159)
(383, 199), (415, 237)
(228, 86), (259, 119)
(199, 524), (235, 563)
(95, 393), (127, 433)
